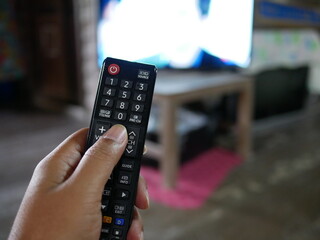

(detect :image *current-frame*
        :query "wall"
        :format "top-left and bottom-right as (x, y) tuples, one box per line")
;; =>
(73, 0), (99, 113)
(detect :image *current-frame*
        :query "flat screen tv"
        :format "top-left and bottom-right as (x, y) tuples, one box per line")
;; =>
(97, 0), (254, 70)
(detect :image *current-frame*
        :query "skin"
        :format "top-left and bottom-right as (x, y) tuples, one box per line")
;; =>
(8, 125), (149, 240)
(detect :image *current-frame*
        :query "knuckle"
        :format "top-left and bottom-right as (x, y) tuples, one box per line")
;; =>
(34, 157), (51, 174)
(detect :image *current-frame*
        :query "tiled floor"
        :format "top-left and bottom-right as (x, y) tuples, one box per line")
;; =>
(1, 110), (320, 240)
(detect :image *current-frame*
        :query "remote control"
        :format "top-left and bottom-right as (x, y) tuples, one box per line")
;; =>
(86, 57), (157, 240)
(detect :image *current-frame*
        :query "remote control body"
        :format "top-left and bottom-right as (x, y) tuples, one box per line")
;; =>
(86, 57), (157, 240)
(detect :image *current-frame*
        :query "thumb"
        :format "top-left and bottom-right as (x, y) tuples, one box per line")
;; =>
(69, 124), (127, 196)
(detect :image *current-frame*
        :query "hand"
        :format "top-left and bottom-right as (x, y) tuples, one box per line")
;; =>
(8, 125), (149, 240)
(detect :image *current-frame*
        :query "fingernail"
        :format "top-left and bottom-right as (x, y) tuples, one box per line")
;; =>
(146, 189), (150, 209)
(145, 183), (150, 209)
(140, 231), (144, 240)
(103, 125), (127, 143)
(143, 145), (148, 155)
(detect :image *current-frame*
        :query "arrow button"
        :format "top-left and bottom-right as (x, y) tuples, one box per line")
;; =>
(126, 149), (133, 154)
(124, 127), (140, 157)
(101, 200), (109, 212)
(129, 131), (136, 136)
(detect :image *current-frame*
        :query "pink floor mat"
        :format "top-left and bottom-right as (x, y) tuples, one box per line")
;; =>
(140, 148), (242, 209)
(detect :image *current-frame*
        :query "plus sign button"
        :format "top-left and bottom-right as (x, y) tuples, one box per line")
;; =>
(92, 123), (110, 144)
(108, 64), (120, 75)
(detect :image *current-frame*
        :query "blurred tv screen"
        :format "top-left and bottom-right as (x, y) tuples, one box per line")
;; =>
(97, 0), (254, 70)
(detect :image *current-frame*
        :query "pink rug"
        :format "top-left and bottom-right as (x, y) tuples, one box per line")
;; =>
(141, 148), (242, 209)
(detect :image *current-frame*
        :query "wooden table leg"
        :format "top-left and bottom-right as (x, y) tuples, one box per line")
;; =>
(159, 98), (179, 189)
(236, 81), (253, 160)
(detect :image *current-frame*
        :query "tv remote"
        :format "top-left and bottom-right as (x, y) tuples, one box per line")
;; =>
(86, 57), (157, 240)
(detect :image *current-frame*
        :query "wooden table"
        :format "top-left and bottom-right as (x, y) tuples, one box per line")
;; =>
(146, 71), (254, 188)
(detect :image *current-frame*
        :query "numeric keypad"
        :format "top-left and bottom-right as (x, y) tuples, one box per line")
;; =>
(98, 77), (148, 124)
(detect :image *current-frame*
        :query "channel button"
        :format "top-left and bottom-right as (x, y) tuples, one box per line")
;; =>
(124, 127), (140, 157)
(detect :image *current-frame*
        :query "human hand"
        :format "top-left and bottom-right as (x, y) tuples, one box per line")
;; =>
(8, 125), (149, 240)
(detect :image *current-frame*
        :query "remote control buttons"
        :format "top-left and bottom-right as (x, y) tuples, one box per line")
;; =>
(108, 64), (120, 75)
(119, 90), (131, 99)
(133, 93), (146, 102)
(98, 109), (112, 119)
(135, 82), (148, 91)
(101, 200), (109, 212)
(125, 128), (140, 157)
(132, 103), (144, 112)
(120, 159), (135, 171)
(95, 123), (108, 135)
(103, 187), (112, 197)
(120, 80), (133, 89)
(118, 172), (131, 185)
(113, 228), (123, 236)
(101, 227), (110, 235)
(116, 189), (130, 199)
(115, 218), (125, 226)
(101, 98), (114, 108)
(105, 77), (118, 86)
(114, 111), (127, 121)
(129, 114), (142, 124)
(116, 101), (129, 110)
(93, 123), (111, 143)
(114, 204), (126, 215)
(103, 216), (113, 224)
(103, 87), (116, 97)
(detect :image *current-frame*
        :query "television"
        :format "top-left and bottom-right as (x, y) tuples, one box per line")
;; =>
(97, 0), (254, 70)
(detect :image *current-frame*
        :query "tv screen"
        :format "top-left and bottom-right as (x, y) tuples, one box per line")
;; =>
(97, 0), (254, 70)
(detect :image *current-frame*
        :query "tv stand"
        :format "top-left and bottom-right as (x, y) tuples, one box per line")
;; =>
(146, 71), (254, 188)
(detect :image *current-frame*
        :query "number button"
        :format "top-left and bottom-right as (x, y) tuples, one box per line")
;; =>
(101, 98), (113, 108)
(120, 80), (133, 89)
(132, 103), (144, 112)
(105, 77), (118, 86)
(114, 111), (127, 121)
(119, 90), (131, 99)
(116, 101), (129, 110)
(103, 87), (116, 97)
(133, 93), (146, 102)
(135, 83), (148, 91)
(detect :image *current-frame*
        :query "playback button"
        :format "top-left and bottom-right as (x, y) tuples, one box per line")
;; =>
(115, 189), (130, 200)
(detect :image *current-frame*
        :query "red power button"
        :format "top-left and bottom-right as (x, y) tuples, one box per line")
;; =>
(108, 64), (120, 75)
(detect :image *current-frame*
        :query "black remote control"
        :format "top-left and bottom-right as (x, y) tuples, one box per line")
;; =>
(86, 57), (157, 240)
